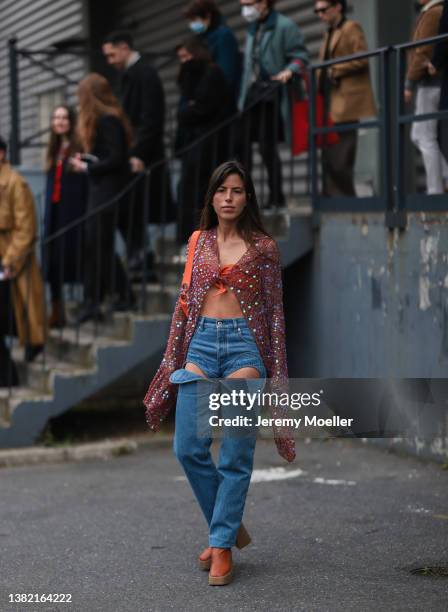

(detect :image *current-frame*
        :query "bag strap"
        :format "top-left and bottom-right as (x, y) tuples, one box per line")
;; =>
(181, 230), (201, 290)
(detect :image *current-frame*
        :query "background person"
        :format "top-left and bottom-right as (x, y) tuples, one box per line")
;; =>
(44, 105), (88, 328)
(405, 0), (447, 194)
(315, 0), (377, 197)
(102, 31), (171, 278)
(431, 0), (448, 110)
(238, 0), (308, 208)
(71, 73), (134, 323)
(0, 136), (45, 363)
(430, 0), (448, 162)
(183, 0), (241, 99)
(175, 37), (235, 244)
(0, 276), (19, 387)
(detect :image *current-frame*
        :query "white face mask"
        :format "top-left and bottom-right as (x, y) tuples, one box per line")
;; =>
(241, 5), (261, 23)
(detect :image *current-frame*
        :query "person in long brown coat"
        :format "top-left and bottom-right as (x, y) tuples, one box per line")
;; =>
(0, 137), (46, 362)
(315, 0), (377, 196)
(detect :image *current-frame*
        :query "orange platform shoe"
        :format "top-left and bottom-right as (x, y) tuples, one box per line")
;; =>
(198, 522), (251, 570)
(208, 547), (233, 586)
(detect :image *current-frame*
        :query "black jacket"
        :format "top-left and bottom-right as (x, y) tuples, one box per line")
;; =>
(44, 161), (88, 282)
(88, 114), (130, 208)
(119, 57), (165, 163)
(176, 59), (235, 149)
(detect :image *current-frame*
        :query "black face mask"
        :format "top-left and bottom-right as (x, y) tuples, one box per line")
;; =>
(178, 59), (208, 93)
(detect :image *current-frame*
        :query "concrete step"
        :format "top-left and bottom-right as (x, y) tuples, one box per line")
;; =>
(133, 283), (179, 315)
(154, 260), (184, 285)
(15, 355), (95, 395)
(0, 387), (52, 425)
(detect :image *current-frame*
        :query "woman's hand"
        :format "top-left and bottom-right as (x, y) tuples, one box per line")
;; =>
(69, 153), (88, 173)
(1, 264), (13, 280)
(271, 69), (293, 84)
(404, 88), (413, 105)
(427, 61), (437, 77)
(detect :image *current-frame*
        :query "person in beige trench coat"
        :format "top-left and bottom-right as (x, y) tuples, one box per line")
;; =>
(0, 139), (46, 358)
(315, 0), (377, 196)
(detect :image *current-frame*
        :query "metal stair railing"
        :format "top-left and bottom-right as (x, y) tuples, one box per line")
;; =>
(1, 80), (300, 397)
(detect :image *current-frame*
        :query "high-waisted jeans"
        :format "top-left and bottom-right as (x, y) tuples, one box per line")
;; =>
(170, 316), (266, 548)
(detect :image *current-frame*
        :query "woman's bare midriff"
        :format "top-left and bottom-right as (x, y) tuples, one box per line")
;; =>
(199, 285), (244, 318)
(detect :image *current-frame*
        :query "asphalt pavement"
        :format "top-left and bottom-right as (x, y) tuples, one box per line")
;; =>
(0, 438), (447, 612)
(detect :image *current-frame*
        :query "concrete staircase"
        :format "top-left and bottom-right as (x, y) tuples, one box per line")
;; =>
(0, 207), (313, 448)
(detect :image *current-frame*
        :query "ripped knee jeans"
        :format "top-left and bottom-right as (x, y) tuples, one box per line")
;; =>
(169, 316), (266, 548)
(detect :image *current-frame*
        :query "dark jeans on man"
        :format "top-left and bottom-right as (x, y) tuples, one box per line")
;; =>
(84, 208), (132, 306)
(240, 83), (285, 206)
(322, 123), (358, 197)
(0, 280), (18, 387)
(118, 166), (175, 259)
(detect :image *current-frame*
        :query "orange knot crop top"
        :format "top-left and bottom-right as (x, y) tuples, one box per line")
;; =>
(213, 264), (235, 296)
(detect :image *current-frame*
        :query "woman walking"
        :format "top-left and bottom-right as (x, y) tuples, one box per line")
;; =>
(44, 105), (87, 328)
(144, 160), (295, 586)
(71, 73), (134, 323)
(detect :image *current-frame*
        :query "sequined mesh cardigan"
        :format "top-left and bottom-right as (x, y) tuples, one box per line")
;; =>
(143, 226), (296, 462)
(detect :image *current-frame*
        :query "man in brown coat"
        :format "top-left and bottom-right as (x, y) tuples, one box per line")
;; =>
(315, 0), (377, 196)
(0, 136), (45, 363)
(405, 0), (447, 194)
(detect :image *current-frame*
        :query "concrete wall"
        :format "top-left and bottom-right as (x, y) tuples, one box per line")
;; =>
(287, 213), (448, 378)
(285, 212), (448, 462)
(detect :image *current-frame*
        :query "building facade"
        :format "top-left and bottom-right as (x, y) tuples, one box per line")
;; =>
(0, 0), (415, 184)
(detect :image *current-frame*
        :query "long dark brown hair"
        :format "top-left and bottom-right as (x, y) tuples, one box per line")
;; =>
(45, 105), (80, 171)
(77, 73), (133, 152)
(199, 160), (272, 245)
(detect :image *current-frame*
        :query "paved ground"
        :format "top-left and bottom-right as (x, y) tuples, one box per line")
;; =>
(0, 438), (447, 612)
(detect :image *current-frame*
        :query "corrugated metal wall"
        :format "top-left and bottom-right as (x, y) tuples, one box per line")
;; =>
(115, 0), (354, 111)
(0, 0), (88, 167)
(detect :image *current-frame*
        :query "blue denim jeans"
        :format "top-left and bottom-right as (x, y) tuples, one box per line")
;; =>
(170, 316), (266, 548)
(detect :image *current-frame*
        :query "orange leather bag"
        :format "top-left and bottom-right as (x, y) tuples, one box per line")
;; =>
(179, 230), (201, 318)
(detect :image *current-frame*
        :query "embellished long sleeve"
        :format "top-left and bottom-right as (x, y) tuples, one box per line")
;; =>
(262, 239), (296, 463)
(143, 238), (192, 430)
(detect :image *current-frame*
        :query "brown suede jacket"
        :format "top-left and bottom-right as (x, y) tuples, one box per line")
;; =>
(407, 0), (444, 84)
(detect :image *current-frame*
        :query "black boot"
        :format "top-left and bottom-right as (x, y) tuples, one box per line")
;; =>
(24, 344), (44, 363)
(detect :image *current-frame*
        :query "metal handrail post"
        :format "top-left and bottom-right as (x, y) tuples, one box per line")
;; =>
(309, 66), (319, 222)
(380, 48), (394, 226)
(8, 38), (21, 165)
(395, 47), (407, 221)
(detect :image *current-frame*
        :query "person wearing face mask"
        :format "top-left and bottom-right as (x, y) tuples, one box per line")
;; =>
(238, 0), (308, 209)
(184, 0), (241, 99)
(175, 37), (235, 245)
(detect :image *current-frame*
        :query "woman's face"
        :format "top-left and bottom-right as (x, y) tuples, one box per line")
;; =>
(177, 47), (194, 64)
(212, 173), (247, 222)
(52, 107), (71, 136)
